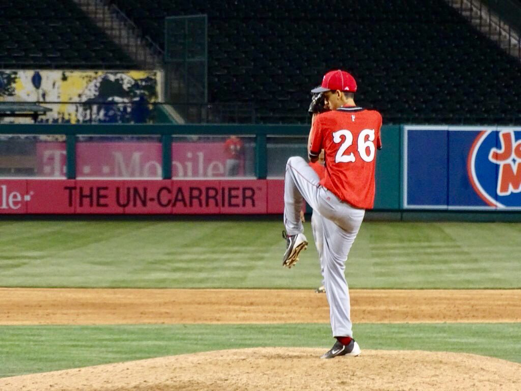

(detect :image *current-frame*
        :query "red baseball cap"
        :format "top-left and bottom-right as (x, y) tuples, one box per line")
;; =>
(311, 70), (357, 93)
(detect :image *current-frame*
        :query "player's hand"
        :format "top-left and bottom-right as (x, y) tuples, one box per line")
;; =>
(300, 210), (305, 223)
(318, 150), (325, 165)
(308, 92), (329, 114)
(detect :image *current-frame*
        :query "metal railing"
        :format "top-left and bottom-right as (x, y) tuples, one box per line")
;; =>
(172, 103), (257, 124)
(0, 123), (310, 180)
(449, 0), (521, 58)
(0, 101), (157, 124)
(482, 0), (521, 37)
(0, 101), (258, 125)
(109, 2), (164, 68)
(73, 0), (163, 69)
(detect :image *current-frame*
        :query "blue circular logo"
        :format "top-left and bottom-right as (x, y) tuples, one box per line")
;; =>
(468, 130), (521, 208)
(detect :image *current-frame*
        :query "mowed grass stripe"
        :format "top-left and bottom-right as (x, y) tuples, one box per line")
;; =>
(0, 323), (519, 378)
(0, 220), (520, 288)
(351, 222), (521, 288)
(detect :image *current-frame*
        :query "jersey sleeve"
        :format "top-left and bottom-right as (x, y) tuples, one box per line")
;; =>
(309, 116), (323, 160)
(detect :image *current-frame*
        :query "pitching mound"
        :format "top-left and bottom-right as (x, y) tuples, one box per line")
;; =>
(1, 348), (520, 391)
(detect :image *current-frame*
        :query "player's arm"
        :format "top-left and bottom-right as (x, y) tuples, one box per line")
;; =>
(376, 112), (383, 150)
(308, 114), (322, 163)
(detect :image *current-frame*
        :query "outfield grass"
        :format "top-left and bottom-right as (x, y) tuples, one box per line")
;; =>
(0, 219), (520, 288)
(1, 219), (520, 379)
(0, 323), (519, 378)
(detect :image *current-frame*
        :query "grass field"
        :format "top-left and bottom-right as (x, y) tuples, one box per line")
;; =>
(1, 323), (520, 378)
(0, 219), (520, 378)
(0, 219), (520, 289)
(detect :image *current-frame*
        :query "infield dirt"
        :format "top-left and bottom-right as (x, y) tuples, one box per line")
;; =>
(1, 288), (520, 391)
(1, 288), (520, 324)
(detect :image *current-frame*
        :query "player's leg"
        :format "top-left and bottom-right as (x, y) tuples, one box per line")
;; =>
(225, 159), (238, 176)
(282, 156), (321, 267)
(319, 201), (364, 358)
(231, 159), (239, 176)
(283, 156), (321, 235)
(320, 217), (359, 337)
(311, 210), (326, 292)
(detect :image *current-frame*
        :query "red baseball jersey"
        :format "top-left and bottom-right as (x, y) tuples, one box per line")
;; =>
(309, 106), (382, 209)
(224, 137), (243, 158)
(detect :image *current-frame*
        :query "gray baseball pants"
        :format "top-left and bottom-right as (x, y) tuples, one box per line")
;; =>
(311, 210), (325, 287)
(284, 156), (365, 338)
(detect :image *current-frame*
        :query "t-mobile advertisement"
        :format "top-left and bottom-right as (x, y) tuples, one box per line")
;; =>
(36, 141), (248, 178)
(404, 126), (521, 210)
(0, 179), (284, 214)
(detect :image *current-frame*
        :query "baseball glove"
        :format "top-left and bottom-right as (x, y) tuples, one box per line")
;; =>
(308, 91), (328, 114)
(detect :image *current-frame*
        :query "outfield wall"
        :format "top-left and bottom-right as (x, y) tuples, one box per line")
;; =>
(0, 179), (284, 215)
(0, 124), (520, 214)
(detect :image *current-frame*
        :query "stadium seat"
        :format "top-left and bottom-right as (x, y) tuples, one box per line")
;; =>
(5, 0), (509, 125)
(0, 0), (136, 69)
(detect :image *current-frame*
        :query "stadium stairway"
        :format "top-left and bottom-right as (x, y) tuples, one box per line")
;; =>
(446, 0), (521, 60)
(72, 0), (162, 69)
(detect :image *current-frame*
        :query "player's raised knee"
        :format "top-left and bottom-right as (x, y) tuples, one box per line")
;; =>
(287, 156), (305, 168)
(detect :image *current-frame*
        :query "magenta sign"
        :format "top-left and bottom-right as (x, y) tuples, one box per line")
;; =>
(172, 143), (242, 177)
(0, 179), (282, 215)
(36, 142), (245, 178)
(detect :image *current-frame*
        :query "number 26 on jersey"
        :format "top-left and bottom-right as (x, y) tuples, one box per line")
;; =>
(333, 129), (376, 163)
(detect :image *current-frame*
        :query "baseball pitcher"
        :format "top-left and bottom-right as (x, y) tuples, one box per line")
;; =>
(282, 69), (382, 359)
